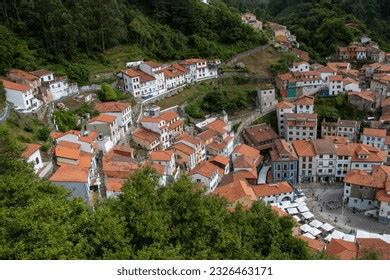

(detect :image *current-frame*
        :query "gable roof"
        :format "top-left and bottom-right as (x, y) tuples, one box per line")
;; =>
(292, 140), (316, 157)
(362, 128), (386, 138)
(88, 114), (117, 124)
(49, 165), (89, 183)
(149, 150), (174, 161)
(212, 179), (256, 204)
(1, 80), (31, 92)
(22, 144), (41, 159)
(189, 161), (223, 179)
(252, 181), (293, 197)
(327, 239), (358, 260)
(95, 102), (130, 113)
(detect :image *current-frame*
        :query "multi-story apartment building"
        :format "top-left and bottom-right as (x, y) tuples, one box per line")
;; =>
(95, 102), (132, 138)
(327, 75), (344, 96)
(284, 113), (318, 141)
(2, 80), (40, 113)
(321, 119), (360, 142)
(276, 95), (315, 137)
(361, 128), (386, 149)
(292, 140), (317, 183)
(270, 139), (298, 184)
(312, 139), (337, 183)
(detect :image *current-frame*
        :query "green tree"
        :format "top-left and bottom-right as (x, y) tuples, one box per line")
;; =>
(97, 83), (119, 102)
(54, 111), (79, 132)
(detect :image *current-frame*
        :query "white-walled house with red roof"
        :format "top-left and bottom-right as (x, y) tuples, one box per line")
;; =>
(2, 80), (41, 113)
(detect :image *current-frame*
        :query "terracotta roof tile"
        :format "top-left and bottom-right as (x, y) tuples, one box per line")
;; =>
(362, 128), (386, 138)
(252, 181), (293, 197)
(49, 165), (89, 183)
(213, 179), (256, 204)
(95, 102), (131, 113)
(54, 145), (80, 160)
(133, 128), (160, 144)
(22, 144), (41, 159)
(106, 178), (125, 193)
(1, 80), (31, 92)
(189, 161), (223, 179)
(149, 150), (174, 161)
(327, 239), (358, 260)
(88, 114), (117, 124)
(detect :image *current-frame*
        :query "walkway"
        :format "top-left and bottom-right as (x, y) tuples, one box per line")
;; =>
(299, 183), (390, 234)
(0, 102), (10, 124)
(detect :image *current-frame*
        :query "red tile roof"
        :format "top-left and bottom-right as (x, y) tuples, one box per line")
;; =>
(209, 155), (230, 166)
(213, 179), (256, 205)
(49, 165), (89, 183)
(362, 128), (386, 138)
(57, 140), (81, 150)
(189, 161), (223, 179)
(8, 69), (38, 81)
(1, 80), (31, 92)
(326, 239), (358, 260)
(106, 178), (125, 193)
(54, 145), (80, 161)
(88, 114), (117, 124)
(22, 144), (41, 159)
(252, 181), (293, 197)
(233, 144), (260, 160)
(95, 102), (130, 113)
(149, 150), (174, 161)
(292, 140), (316, 157)
(133, 128), (160, 144)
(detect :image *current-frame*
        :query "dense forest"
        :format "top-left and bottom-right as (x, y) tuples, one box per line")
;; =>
(224, 0), (390, 62)
(0, 124), (319, 259)
(0, 0), (266, 76)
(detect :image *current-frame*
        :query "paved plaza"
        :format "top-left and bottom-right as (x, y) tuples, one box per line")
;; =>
(297, 182), (390, 234)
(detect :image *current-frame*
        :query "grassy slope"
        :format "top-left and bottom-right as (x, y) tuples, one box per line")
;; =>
(235, 45), (282, 76)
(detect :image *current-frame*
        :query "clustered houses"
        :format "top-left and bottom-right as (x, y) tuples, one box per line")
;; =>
(343, 165), (390, 223)
(49, 133), (100, 204)
(338, 36), (386, 63)
(241, 12), (263, 31)
(275, 60), (373, 99)
(321, 119), (360, 142)
(267, 22), (299, 50)
(133, 110), (184, 151)
(1, 68), (77, 112)
(117, 59), (219, 100)
(291, 138), (386, 184)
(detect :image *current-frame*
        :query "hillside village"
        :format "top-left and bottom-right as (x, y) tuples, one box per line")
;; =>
(1, 15), (390, 260)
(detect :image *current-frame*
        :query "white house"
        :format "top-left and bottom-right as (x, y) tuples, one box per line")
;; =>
(252, 181), (294, 204)
(139, 61), (167, 95)
(290, 62), (310, 73)
(361, 128), (386, 149)
(327, 75), (344, 96)
(86, 114), (120, 146)
(2, 80), (40, 112)
(95, 102), (132, 138)
(117, 69), (157, 99)
(22, 144), (43, 174)
(149, 150), (179, 180)
(189, 161), (223, 192)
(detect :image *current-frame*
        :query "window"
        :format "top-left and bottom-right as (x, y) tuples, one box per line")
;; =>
(35, 157), (40, 164)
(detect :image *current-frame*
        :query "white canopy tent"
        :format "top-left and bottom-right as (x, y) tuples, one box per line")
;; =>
(343, 234), (356, 242)
(325, 230), (345, 242)
(320, 223), (334, 232)
(301, 211), (314, 220)
(302, 233), (315, 240)
(298, 205), (310, 213)
(287, 207), (299, 215)
(300, 224), (313, 233)
(308, 227), (322, 237)
(309, 220), (323, 229)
